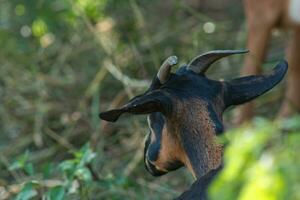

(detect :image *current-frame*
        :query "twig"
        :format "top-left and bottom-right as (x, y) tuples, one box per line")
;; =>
(1, 135), (32, 158)
(129, 0), (160, 67)
(84, 67), (108, 99)
(103, 59), (149, 88)
(123, 142), (144, 177)
(45, 128), (77, 153)
(69, 0), (148, 91)
(91, 91), (127, 149)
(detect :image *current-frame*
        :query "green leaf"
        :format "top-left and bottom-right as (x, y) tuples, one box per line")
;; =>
(79, 143), (96, 167)
(15, 182), (37, 200)
(46, 186), (65, 200)
(59, 160), (76, 171)
(9, 150), (30, 171)
(42, 163), (54, 179)
(73, 143), (96, 167)
(32, 18), (48, 37)
(281, 116), (300, 130)
(24, 163), (34, 176)
(59, 160), (76, 180)
(75, 167), (92, 182)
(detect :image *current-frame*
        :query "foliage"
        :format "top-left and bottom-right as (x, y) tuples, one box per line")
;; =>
(210, 116), (300, 200)
(9, 143), (96, 199)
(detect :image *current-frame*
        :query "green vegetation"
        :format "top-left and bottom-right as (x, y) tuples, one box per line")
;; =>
(0, 0), (296, 199)
(210, 117), (300, 200)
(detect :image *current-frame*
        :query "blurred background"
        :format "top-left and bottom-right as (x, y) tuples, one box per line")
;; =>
(0, 0), (299, 199)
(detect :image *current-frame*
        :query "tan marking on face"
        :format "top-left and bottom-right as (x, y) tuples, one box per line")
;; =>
(152, 127), (180, 166)
(147, 122), (195, 177)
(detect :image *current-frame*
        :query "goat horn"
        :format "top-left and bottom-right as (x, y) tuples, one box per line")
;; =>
(224, 60), (288, 107)
(187, 50), (249, 74)
(157, 55), (178, 84)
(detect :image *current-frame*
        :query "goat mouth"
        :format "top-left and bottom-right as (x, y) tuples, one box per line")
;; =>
(144, 158), (168, 176)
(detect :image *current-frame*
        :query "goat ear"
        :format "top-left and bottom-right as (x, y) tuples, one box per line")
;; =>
(99, 91), (170, 122)
(188, 50), (248, 74)
(224, 60), (288, 107)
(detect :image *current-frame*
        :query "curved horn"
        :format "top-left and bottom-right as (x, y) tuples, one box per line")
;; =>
(187, 50), (249, 74)
(224, 60), (288, 107)
(157, 55), (178, 84)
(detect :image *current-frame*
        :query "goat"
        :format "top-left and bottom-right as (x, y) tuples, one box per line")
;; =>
(236, 0), (300, 122)
(99, 50), (288, 199)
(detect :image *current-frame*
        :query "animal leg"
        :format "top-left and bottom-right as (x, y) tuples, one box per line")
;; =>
(278, 28), (300, 117)
(234, 25), (272, 123)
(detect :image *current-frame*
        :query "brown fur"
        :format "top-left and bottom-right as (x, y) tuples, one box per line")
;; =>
(153, 126), (196, 176)
(188, 99), (223, 172)
(166, 98), (223, 178)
